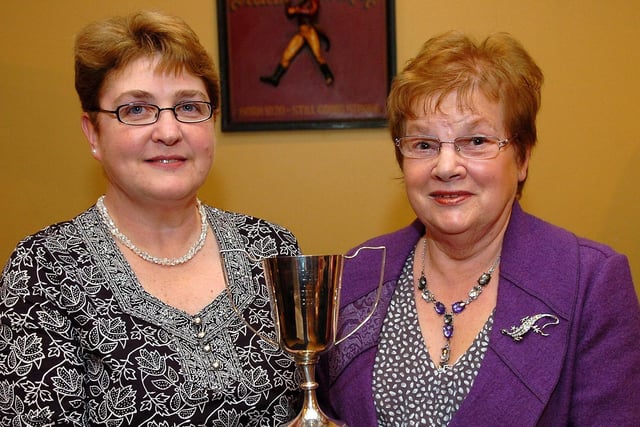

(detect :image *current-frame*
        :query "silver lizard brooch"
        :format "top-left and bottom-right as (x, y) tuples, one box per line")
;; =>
(501, 313), (560, 342)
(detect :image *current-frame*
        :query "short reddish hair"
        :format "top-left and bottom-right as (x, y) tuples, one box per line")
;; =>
(74, 10), (219, 122)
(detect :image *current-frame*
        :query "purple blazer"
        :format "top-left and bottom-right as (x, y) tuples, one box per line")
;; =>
(317, 202), (640, 426)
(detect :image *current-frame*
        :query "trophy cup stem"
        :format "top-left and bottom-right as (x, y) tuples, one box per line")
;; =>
(285, 353), (347, 427)
(262, 251), (385, 427)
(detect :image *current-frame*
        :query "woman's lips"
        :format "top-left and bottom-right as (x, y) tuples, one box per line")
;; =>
(146, 156), (186, 167)
(430, 191), (472, 205)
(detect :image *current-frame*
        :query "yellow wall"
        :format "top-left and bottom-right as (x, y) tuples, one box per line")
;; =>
(1, 1), (639, 295)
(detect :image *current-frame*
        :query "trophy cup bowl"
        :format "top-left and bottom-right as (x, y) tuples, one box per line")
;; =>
(263, 254), (346, 427)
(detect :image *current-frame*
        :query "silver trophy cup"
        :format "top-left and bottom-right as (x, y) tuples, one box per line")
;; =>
(263, 247), (386, 427)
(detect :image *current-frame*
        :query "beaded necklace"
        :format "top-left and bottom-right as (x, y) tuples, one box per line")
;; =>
(417, 238), (500, 367)
(96, 195), (208, 267)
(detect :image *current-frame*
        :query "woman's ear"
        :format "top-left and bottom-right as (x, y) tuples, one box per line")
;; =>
(518, 146), (531, 182)
(81, 113), (101, 160)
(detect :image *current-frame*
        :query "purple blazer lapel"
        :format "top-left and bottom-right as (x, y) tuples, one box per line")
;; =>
(451, 203), (578, 425)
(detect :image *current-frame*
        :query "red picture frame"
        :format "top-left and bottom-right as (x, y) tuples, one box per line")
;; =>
(216, 0), (396, 131)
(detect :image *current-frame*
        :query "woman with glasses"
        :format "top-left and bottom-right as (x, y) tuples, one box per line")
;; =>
(0, 10), (301, 426)
(318, 31), (640, 426)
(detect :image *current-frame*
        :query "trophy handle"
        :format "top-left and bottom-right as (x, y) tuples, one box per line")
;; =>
(218, 248), (281, 349)
(334, 245), (387, 346)
(217, 245), (387, 349)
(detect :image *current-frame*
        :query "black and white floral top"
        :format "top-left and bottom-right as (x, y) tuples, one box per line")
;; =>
(0, 204), (301, 426)
(372, 251), (493, 426)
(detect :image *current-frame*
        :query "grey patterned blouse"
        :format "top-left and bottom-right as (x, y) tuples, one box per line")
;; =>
(373, 251), (493, 426)
(0, 204), (301, 426)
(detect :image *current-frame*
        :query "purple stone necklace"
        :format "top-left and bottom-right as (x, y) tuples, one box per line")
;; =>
(417, 238), (501, 367)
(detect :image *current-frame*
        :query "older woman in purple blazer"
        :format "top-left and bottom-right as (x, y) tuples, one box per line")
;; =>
(318, 31), (640, 426)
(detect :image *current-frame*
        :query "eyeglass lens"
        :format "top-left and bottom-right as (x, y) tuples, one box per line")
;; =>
(117, 102), (212, 124)
(397, 136), (504, 159)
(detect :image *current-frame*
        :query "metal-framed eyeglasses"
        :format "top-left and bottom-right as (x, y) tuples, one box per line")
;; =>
(92, 101), (214, 126)
(394, 135), (509, 160)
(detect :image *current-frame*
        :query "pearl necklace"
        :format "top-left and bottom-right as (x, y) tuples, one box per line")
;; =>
(417, 238), (500, 367)
(96, 196), (208, 266)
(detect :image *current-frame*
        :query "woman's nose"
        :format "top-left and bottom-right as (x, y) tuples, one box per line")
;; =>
(152, 110), (181, 145)
(431, 143), (465, 180)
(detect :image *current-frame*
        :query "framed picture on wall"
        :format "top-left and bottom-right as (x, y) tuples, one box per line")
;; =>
(216, 0), (396, 131)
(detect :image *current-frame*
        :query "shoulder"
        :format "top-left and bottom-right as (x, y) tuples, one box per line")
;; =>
(203, 204), (296, 237)
(1, 208), (99, 305)
(4, 208), (96, 263)
(203, 205), (300, 256)
(348, 219), (424, 254)
(501, 202), (632, 314)
(506, 203), (625, 270)
(347, 219), (424, 277)
(339, 220), (423, 302)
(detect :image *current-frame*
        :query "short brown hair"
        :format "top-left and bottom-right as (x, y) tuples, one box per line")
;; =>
(388, 31), (543, 195)
(75, 10), (219, 121)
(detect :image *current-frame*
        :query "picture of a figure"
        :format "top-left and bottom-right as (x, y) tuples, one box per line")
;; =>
(260, 0), (334, 87)
(217, 0), (394, 130)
